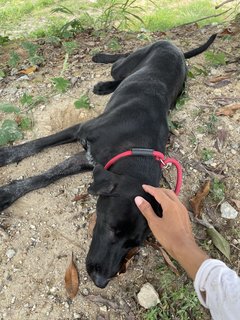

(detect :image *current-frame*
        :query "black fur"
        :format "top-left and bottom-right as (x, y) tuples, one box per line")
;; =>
(0, 35), (216, 288)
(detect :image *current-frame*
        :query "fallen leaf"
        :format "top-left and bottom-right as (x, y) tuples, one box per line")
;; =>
(216, 103), (240, 116)
(205, 79), (231, 88)
(189, 180), (211, 217)
(19, 66), (37, 75)
(118, 247), (140, 275)
(72, 193), (88, 202)
(207, 227), (230, 260)
(88, 213), (96, 238)
(214, 129), (227, 153)
(159, 247), (179, 276)
(64, 253), (79, 299)
(208, 75), (230, 83)
(231, 199), (240, 210)
(145, 240), (179, 275)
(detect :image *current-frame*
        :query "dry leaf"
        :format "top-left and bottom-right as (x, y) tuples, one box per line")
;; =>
(118, 247), (140, 275)
(65, 253), (79, 299)
(88, 213), (96, 237)
(207, 227), (230, 261)
(190, 180), (211, 217)
(19, 66), (37, 75)
(72, 193), (88, 202)
(208, 75), (230, 83)
(205, 79), (231, 88)
(214, 129), (227, 153)
(159, 247), (179, 276)
(145, 240), (179, 275)
(216, 103), (240, 117)
(231, 199), (240, 210)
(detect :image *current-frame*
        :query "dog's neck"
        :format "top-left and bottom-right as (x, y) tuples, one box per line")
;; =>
(108, 156), (162, 186)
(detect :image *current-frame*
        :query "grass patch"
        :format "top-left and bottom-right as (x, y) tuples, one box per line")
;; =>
(0, 0), (227, 39)
(143, 265), (208, 319)
(142, 0), (225, 31)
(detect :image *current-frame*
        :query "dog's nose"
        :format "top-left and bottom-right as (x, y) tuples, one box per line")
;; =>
(92, 273), (109, 288)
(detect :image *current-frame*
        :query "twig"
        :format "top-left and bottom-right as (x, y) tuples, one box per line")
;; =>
(178, 8), (231, 27)
(215, 0), (235, 10)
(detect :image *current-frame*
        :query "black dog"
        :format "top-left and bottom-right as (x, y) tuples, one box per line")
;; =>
(0, 34), (216, 288)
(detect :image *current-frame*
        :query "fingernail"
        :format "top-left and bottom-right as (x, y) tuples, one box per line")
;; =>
(135, 196), (143, 206)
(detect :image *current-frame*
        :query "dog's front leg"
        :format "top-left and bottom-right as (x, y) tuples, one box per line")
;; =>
(0, 124), (81, 167)
(0, 151), (93, 211)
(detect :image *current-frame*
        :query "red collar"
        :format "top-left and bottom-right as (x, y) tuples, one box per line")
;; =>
(104, 148), (182, 195)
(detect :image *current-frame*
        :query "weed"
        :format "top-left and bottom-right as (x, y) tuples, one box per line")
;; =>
(143, 265), (207, 319)
(0, 103), (20, 114)
(8, 51), (21, 68)
(211, 179), (225, 201)
(74, 95), (91, 109)
(0, 119), (23, 146)
(144, 306), (159, 320)
(176, 94), (189, 110)
(188, 65), (208, 78)
(21, 41), (44, 65)
(0, 35), (10, 45)
(201, 148), (214, 161)
(52, 77), (70, 93)
(206, 114), (218, 134)
(204, 51), (226, 66)
(107, 38), (121, 51)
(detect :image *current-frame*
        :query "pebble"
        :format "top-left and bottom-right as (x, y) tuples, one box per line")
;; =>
(6, 249), (16, 259)
(81, 288), (89, 296)
(220, 202), (239, 219)
(16, 75), (29, 81)
(137, 283), (160, 309)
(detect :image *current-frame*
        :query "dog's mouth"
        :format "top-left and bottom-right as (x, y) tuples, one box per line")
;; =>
(87, 247), (140, 288)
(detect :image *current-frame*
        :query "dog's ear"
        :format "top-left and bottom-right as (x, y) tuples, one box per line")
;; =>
(88, 164), (118, 196)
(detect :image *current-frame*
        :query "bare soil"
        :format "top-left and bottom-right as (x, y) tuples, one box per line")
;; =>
(0, 23), (239, 320)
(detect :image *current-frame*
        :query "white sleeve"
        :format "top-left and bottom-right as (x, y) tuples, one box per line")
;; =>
(194, 259), (240, 320)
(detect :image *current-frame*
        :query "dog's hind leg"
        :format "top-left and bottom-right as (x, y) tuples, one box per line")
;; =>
(0, 124), (80, 167)
(93, 80), (122, 95)
(0, 151), (93, 211)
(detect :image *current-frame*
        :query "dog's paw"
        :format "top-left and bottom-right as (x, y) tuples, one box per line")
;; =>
(92, 53), (109, 64)
(93, 82), (113, 95)
(0, 187), (15, 211)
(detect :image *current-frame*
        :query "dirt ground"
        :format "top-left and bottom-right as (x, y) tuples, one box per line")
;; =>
(0, 23), (239, 320)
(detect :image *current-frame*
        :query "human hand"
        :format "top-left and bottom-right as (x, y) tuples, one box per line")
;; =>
(135, 185), (208, 279)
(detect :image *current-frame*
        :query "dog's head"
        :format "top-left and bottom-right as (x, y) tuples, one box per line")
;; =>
(86, 164), (161, 288)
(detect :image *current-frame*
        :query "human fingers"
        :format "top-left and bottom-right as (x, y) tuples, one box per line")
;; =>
(142, 185), (174, 209)
(134, 196), (159, 223)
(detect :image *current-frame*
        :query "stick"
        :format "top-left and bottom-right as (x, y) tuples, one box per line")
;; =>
(215, 0), (235, 10)
(178, 8), (231, 27)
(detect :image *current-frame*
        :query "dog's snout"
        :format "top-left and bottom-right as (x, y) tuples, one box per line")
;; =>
(91, 272), (109, 288)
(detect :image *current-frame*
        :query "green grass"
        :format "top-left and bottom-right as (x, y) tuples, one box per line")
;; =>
(142, 0), (225, 31)
(0, 0), (227, 39)
(143, 265), (209, 320)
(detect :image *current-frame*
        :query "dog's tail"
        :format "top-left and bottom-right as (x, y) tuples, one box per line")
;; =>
(184, 34), (217, 59)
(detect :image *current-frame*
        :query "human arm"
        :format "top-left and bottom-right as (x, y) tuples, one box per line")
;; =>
(134, 185), (208, 279)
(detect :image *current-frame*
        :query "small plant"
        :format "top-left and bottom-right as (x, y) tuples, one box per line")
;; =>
(211, 179), (225, 201)
(21, 41), (44, 65)
(188, 65), (208, 78)
(204, 51), (226, 66)
(61, 41), (78, 75)
(0, 119), (23, 146)
(206, 114), (218, 134)
(0, 35), (10, 45)
(8, 51), (21, 68)
(144, 306), (160, 320)
(201, 148), (214, 161)
(52, 77), (70, 93)
(107, 38), (121, 51)
(74, 95), (91, 109)
(176, 94), (189, 110)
